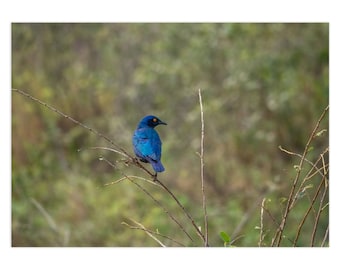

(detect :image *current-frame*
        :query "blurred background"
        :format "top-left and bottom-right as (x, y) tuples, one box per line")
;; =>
(12, 23), (329, 247)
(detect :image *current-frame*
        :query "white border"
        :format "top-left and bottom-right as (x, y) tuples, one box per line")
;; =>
(2, 0), (338, 269)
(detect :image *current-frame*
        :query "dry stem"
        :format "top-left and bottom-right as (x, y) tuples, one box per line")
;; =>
(198, 88), (209, 247)
(271, 105), (329, 246)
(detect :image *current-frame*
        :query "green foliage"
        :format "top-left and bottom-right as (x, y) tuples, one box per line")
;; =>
(12, 23), (328, 246)
(219, 231), (232, 247)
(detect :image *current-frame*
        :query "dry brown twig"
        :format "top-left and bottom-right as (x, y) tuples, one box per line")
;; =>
(122, 219), (185, 247)
(198, 89), (209, 247)
(258, 198), (266, 247)
(271, 105), (329, 247)
(98, 156), (194, 243)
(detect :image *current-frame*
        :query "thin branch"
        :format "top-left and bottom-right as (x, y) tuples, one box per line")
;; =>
(198, 88), (209, 247)
(278, 145), (328, 180)
(104, 175), (158, 187)
(258, 198), (266, 247)
(271, 105), (329, 247)
(103, 176), (127, 186)
(321, 148), (328, 176)
(99, 156), (194, 243)
(293, 173), (327, 246)
(321, 225), (329, 247)
(310, 175), (329, 247)
(128, 180), (195, 242)
(279, 145), (328, 213)
(12, 88), (130, 158)
(122, 220), (166, 247)
(262, 205), (281, 228)
(122, 219), (185, 247)
(80, 146), (129, 158)
(232, 195), (265, 240)
(304, 162), (329, 182)
(12, 88), (156, 178)
(289, 147), (329, 211)
(154, 178), (205, 243)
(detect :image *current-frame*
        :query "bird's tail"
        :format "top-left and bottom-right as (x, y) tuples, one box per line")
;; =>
(151, 161), (165, 172)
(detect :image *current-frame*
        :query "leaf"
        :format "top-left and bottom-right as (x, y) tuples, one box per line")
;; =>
(294, 165), (301, 171)
(220, 231), (230, 244)
(279, 197), (287, 204)
(307, 146), (314, 152)
(297, 184), (314, 199)
(301, 184), (313, 192)
(315, 129), (327, 137)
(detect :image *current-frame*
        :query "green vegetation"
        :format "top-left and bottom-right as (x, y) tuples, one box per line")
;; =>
(12, 23), (329, 247)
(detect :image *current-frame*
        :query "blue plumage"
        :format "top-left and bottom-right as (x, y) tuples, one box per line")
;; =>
(132, 115), (167, 173)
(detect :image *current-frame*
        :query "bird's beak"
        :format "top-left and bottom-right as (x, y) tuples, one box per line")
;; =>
(159, 120), (167, 125)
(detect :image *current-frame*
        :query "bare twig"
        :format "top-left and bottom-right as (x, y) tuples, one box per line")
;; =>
(198, 89), (209, 247)
(262, 205), (281, 228)
(271, 105), (329, 247)
(122, 219), (166, 247)
(99, 154), (202, 244)
(81, 146), (129, 158)
(232, 195), (265, 240)
(290, 147), (329, 211)
(12, 88), (156, 178)
(258, 198), (266, 247)
(291, 146), (329, 244)
(12, 88), (130, 158)
(99, 156), (194, 243)
(293, 172), (327, 246)
(310, 175), (328, 247)
(278, 145), (328, 180)
(154, 178), (205, 243)
(104, 175), (158, 187)
(122, 219), (185, 247)
(321, 225), (329, 247)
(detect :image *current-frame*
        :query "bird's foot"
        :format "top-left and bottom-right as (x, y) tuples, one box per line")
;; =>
(153, 173), (158, 182)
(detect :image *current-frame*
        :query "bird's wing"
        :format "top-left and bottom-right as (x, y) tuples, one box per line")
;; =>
(133, 128), (162, 161)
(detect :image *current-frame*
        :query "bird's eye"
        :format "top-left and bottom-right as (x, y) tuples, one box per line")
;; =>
(152, 118), (158, 123)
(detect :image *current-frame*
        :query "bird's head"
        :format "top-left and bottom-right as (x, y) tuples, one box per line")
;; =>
(138, 115), (167, 128)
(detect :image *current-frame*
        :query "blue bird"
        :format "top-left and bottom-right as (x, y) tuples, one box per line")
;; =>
(132, 115), (167, 174)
